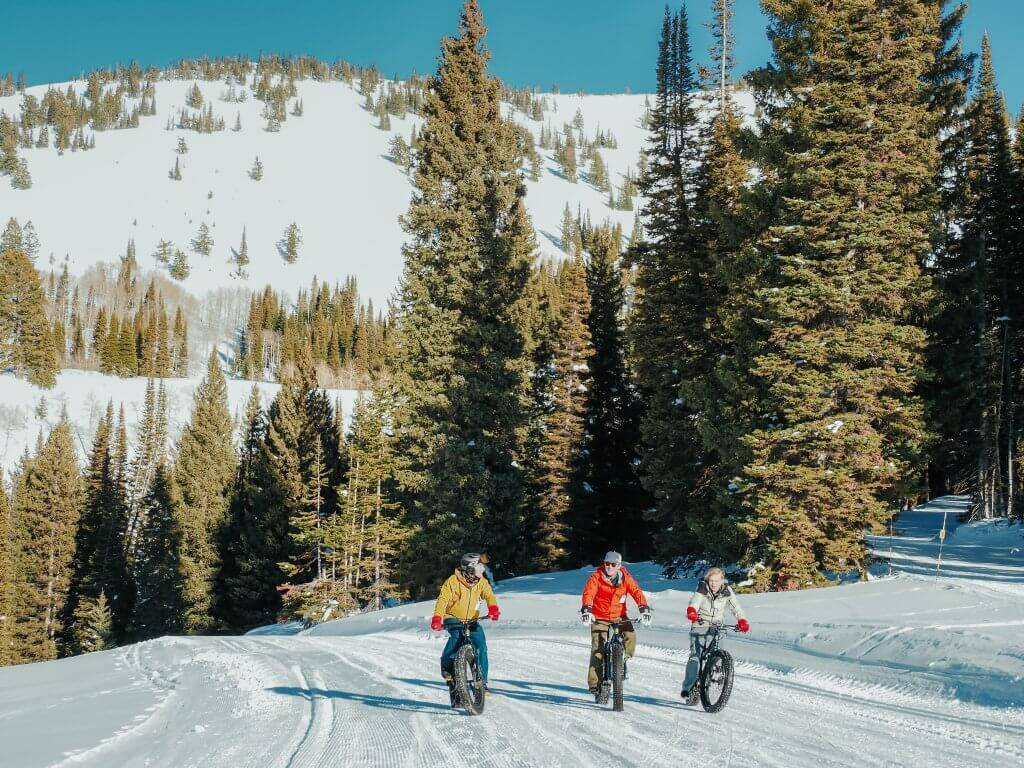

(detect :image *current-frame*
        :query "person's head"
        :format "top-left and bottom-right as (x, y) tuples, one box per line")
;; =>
(602, 551), (623, 578)
(478, 553), (490, 566)
(459, 552), (484, 582)
(705, 567), (726, 592)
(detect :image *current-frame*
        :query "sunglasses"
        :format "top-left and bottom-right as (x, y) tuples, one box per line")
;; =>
(603, 561), (621, 568)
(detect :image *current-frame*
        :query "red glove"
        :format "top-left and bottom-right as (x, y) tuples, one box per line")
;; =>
(737, 618), (750, 633)
(686, 606), (699, 623)
(430, 615), (443, 632)
(488, 605), (500, 621)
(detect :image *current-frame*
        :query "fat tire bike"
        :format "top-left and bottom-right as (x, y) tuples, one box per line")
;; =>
(683, 622), (738, 713)
(446, 618), (489, 715)
(593, 617), (643, 712)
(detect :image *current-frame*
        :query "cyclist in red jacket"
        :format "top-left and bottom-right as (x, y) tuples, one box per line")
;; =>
(579, 551), (652, 694)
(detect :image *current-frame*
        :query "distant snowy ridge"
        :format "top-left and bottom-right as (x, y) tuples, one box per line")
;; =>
(0, 74), (754, 308)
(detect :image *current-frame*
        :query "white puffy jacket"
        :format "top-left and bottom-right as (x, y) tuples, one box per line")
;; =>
(688, 581), (745, 627)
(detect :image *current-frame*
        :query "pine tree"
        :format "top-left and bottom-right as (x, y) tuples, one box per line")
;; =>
(279, 223), (301, 264)
(169, 248), (190, 280)
(233, 112), (242, 132)
(10, 422), (83, 662)
(559, 130), (578, 182)
(169, 156), (182, 181)
(0, 218), (21, 252)
(215, 386), (286, 631)
(176, 136), (188, 154)
(68, 591), (113, 654)
(66, 402), (132, 646)
(345, 387), (409, 610)
(572, 226), (649, 562)
(682, 0), (756, 564)
(187, 82), (203, 109)
(125, 379), (169, 554)
(233, 227), (250, 278)
(952, 37), (1021, 518)
(560, 204), (577, 256)
(130, 464), (183, 640)
(11, 158), (31, 190)
(191, 222), (213, 256)
(155, 310), (172, 376)
(173, 351), (237, 634)
(392, 0), (535, 594)
(530, 255), (592, 569)
(588, 150), (609, 191)
(0, 246), (57, 388)
(173, 308), (189, 376)
(249, 155), (263, 181)
(153, 239), (174, 266)
(729, 0), (940, 586)
(388, 134), (411, 171)
(0, 471), (14, 666)
(630, 7), (704, 561)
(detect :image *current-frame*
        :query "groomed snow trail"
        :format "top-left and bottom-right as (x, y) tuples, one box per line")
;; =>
(8, 625), (1021, 768)
(3, 497), (1022, 767)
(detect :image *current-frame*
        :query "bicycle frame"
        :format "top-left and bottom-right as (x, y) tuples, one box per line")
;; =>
(601, 619), (631, 681)
(693, 623), (738, 676)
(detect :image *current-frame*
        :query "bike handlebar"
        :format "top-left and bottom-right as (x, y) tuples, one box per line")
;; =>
(694, 621), (740, 631)
(442, 616), (494, 628)
(585, 616), (646, 627)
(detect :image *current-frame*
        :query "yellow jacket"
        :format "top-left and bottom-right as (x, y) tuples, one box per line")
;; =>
(433, 570), (497, 621)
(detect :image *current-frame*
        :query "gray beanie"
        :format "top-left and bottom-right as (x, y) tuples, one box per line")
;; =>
(603, 551), (622, 564)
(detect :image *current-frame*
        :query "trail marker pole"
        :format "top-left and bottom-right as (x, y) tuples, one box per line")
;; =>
(935, 509), (948, 579)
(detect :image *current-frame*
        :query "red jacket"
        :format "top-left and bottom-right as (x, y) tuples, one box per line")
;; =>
(581, 566), (648, 621)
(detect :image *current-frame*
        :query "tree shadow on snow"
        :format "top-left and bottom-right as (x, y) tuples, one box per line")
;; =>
(392, 676), (687, 713)
(266, 685), (456, 715)
(538, 229), (566, 252)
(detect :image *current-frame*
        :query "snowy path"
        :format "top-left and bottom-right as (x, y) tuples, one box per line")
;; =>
(3, 497), (1023, 767)
(5, 624), (1023, 768)
(869, 496), (1024, 582)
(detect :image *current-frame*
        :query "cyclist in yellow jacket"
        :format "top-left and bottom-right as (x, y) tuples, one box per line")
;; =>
(430, 553), (500, 702)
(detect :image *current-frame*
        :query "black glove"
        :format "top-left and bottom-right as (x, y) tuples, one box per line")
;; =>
(639, 605), (652, 626)
(581, 605), (594, 625)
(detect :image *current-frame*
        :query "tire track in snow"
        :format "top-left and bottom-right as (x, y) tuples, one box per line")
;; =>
(340, 629), (1024, 767)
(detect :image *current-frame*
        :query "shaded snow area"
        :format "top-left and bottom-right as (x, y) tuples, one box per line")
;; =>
(0, 80), (749, 308)
(2, 497), (1023, 767)
(0, 370), (359, 476)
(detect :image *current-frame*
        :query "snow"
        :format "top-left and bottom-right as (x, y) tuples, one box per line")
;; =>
(0, 370), (360, 477)
(2, 495), (1023, 767)
(0, 79), (754, 308)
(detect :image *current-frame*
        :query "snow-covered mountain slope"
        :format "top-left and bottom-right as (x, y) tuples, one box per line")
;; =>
(2, 496), (1022, 767)
(0, 370), (359, 476)
(0, 79), (745, 308)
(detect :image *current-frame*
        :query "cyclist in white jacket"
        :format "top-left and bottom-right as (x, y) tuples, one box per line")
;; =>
(681, 567), (750, 700)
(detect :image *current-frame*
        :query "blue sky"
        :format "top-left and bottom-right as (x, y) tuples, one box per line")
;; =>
(2, 1), (1021, 117)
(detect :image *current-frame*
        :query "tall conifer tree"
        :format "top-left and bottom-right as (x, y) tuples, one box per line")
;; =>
(10, 422), (83, 661)
(573, 226), (649, 562)
(216, 386), (286, 631)
(66, 402), (132, 648)
(393, 0), (534, 593)
(530, 255), (592, 569)
(0, 472), (13, 666)
(731, 0), (940, 585)
(130, 465), (183, 640)
(173, 351), (237, 633)
(630, 7), (705, 559)
(0, 247), (57, 388)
